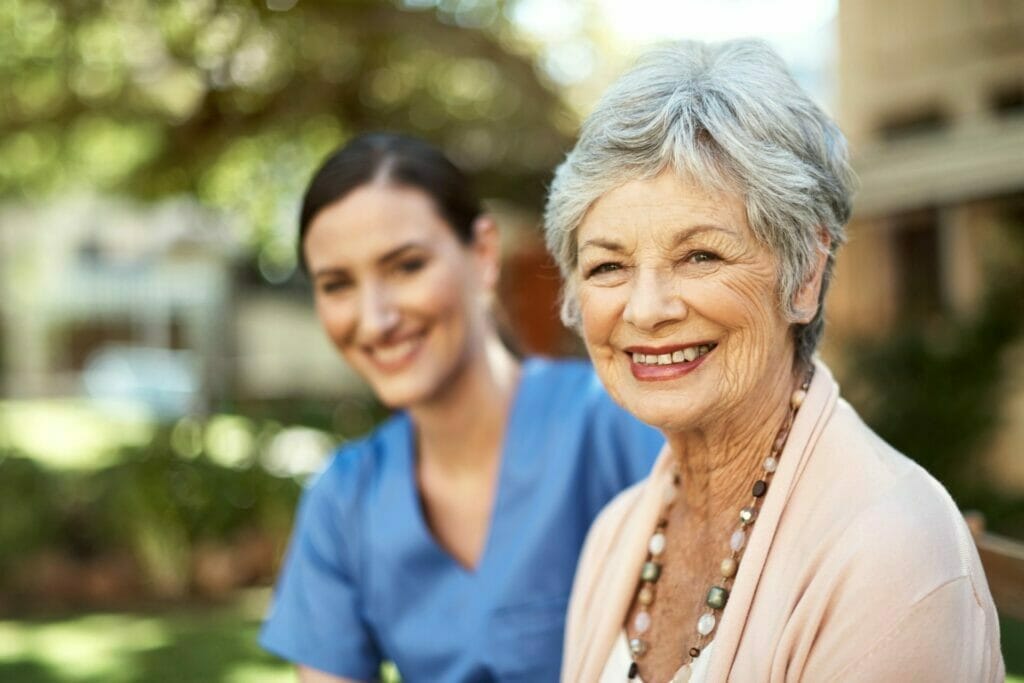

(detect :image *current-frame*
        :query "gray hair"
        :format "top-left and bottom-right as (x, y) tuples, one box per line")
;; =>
(544, 39), (856, 364)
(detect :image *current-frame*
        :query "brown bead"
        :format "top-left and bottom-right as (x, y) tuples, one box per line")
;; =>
(752, 480), (767, 497)
(638, 585), (654, 605)
(689, 647), (701, 658)
(773, 431), (787, 451)
(657, 518), (668, 529)
(720, 557), (738, 578)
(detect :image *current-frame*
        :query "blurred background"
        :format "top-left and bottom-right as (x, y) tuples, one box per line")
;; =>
(0, 0), (1022, 681)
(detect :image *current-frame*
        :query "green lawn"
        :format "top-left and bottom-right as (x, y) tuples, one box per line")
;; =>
(1004, 614), (1024, 681)
(0, 590), (292, 683)
(0, 591), (1020, 682)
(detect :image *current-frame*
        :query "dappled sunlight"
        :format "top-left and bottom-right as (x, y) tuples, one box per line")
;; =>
(0, 614), (169, 682)
(0, 400), (154, 470)
(223, 663), (295, 683)
(0, 599), (293, 683)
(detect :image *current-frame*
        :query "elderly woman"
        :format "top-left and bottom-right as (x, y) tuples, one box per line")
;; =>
(545, 40), (1004, 682)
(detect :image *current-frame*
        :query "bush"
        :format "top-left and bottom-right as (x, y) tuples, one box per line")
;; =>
(0, 422), (305, 606)
(843, 226), (1024, 537)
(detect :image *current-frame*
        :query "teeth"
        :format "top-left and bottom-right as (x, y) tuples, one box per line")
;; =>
(373, 339), (418, 364)
(631, 343), (716, 366)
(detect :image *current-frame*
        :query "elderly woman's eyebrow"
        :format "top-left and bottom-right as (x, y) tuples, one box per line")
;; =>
(579, 237), (627, 253)
(670, 224), (739, 245)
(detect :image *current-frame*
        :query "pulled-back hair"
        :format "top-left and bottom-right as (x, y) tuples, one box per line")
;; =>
(299, 132), (482, 271)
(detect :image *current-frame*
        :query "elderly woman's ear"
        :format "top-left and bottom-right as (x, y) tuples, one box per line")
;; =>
(792, 230), (832, 324)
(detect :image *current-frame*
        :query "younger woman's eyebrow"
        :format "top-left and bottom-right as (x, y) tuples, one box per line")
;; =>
(312, 241), (428, 279)
(311, 265), (350, 280)
(377, 241), (427, 265)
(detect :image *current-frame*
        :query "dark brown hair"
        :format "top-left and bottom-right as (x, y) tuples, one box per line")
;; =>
(298, 132), (482, 272)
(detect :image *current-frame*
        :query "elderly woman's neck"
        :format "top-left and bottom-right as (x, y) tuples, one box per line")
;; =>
(665, 361), (806, 517)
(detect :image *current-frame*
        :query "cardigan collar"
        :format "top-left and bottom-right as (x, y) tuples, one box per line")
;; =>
(579, 359), (839, 681)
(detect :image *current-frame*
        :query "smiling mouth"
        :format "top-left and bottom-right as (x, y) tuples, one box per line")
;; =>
(367, 333), (426, 369)
(629, 343), (717, 367)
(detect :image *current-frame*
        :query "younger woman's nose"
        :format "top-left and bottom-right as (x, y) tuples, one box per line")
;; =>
(356, 284), (400, 342)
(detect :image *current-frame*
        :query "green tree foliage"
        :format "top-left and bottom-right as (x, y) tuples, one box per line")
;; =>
(0, 0), (574, 270)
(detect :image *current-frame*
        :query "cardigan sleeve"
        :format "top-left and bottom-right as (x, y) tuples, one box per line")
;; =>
(818, 576), (1004, 683)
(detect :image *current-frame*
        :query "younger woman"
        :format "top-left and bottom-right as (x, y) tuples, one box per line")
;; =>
(259, 133), (662, 682)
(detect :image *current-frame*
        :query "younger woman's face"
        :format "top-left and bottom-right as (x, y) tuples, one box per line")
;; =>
(304, 182), (495, 408)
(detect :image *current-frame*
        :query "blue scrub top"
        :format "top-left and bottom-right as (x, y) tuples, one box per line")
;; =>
(259, 357), (662, 682)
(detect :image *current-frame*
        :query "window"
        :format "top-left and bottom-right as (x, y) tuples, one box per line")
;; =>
(876, 106), (948, 141)
(891, 209), (943, 322)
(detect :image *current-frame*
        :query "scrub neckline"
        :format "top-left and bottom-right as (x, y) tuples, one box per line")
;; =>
(399, 357), (541, 577)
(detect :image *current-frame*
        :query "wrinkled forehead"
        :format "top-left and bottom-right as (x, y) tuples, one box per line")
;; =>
(576, 170), (749, 252)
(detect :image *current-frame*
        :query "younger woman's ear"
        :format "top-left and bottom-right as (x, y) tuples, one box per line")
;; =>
(471, 214), (501, 289)
(792, 231), (831, 323)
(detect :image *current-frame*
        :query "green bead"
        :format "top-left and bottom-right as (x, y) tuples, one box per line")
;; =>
(641, 561), (662, 583)
(739, 506), (757, 525)
(706, 585), (729, 610)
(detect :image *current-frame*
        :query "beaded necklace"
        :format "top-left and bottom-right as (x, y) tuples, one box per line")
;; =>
(625, 368), (813, 682)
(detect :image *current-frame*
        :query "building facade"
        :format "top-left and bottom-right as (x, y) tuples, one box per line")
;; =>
(830, 0), (1024, 491)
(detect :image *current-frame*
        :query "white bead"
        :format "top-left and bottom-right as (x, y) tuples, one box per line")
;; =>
(791, 388), (807, 408)
(634, 610), (652, 633)
(730, 529), (746, 552)
(662, 481), (678, 504)
(648, 532), (666, 556)
(697, 612), (716, 635)
(671, 664), (693, 682)
(763, 456), (778, 473)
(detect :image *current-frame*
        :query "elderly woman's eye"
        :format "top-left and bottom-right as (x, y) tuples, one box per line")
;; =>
(585, 262), (622, 278)
(689, 251), (719, 264)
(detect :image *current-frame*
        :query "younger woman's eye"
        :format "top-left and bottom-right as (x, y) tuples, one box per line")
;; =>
(319, 279), (353, 294)
(396, 257), (427, 274)
(585, 262), (622, 278)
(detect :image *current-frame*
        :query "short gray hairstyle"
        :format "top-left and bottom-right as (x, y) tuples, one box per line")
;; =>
(544, 39), (856, 364)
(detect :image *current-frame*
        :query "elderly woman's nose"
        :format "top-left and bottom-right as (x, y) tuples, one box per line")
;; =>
(356, 283), (400, 340)
(622, 267), (687, 331)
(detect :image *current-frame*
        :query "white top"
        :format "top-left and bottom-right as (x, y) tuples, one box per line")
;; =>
(600, 632), (715, 682)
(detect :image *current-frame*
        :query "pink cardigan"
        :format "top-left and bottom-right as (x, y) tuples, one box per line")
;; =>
(562, 361), (1004, 682)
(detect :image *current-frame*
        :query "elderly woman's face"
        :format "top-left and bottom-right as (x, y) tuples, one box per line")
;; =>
(575, 170), (797, 432)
